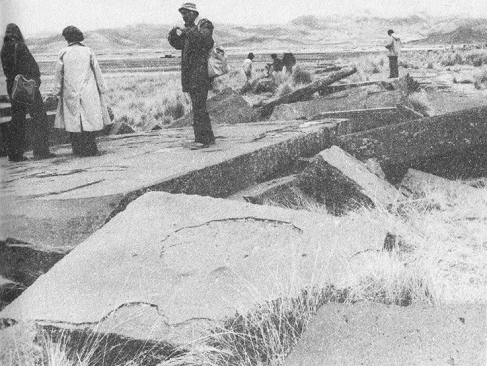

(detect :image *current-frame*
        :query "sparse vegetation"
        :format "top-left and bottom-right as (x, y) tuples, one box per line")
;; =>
(3, 176), (486, 366)
(103, 73), (189, 130)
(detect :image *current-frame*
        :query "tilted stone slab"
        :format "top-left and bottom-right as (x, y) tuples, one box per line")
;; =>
(297, 146), (405, 214)
(0, 192), (387, 345)
(283, 302), (486, 366)
(269, 88), (407, 122)
(336, 106), (487, 167)
(400, 168), (478, 198)
(1, 120), (341, 250)
(310, 107), (413, 134)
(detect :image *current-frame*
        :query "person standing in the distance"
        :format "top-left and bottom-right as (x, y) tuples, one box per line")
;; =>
(242, 52), (255, 82)
(282, 52), (296, 75)
(52, 26), (110, 157)
(386, 29), (401, 78)
(168, 2), (216, 147)
(267, 53), (284, 76)
(1, 23), (55, 162)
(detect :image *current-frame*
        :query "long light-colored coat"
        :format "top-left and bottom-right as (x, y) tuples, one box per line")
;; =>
(53, 44), (110, 132)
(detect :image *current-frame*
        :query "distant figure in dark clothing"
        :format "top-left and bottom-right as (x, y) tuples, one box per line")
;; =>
(267, 53), (283, 75)
(282, 52), (296, 75)
(168, 2), (215, 147)
(386, 29), (401, 78)
(0, 23), (54, 162)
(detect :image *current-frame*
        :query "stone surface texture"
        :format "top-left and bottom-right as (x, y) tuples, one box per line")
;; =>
(1, 120), (342, 249)
(283, 302), (486, 366)
(337, 105), (487, 166)
(0, 192), (386, 345)
(270, 86), (408, 121)
(168, 89), (253, 128)
(298, 146), (404, 214)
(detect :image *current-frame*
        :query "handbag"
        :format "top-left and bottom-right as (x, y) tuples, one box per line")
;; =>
(12, 74), (37, 105)
(11, 43), (37, 105)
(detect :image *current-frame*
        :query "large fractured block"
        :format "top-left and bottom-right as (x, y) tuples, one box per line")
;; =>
(168, 89), (253, 128)
(297, 146), (405, 214)
(0, 192), (386, 345)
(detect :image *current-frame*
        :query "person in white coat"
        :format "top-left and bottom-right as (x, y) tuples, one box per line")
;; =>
(52, 26), (110, 156)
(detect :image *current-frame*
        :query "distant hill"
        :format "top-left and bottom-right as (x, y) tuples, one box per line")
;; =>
(25, 15), (487, 54)
(410, 25), (487, 45)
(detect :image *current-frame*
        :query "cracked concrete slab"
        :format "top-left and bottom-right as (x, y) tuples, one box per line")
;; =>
(0, 192), (387, 345)
(1, 120), (341, 249)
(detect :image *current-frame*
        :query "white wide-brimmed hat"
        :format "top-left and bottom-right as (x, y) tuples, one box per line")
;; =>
(179, 2), (199, 14)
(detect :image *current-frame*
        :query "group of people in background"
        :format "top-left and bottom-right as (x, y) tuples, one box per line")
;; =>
(1, 2), (403, 160)
(1, 23), (109, 162)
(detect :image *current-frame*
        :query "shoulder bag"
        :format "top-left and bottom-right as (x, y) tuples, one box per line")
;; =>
(11, 43), (37, 105)
(198, 19), (229, 79)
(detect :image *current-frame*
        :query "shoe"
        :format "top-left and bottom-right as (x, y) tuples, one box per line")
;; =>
(8, 156), (28, 162)
(187, 142), (212, 150)
(33, 152), (56, 160)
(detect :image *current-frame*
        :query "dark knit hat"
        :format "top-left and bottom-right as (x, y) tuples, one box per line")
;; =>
(62, 26), (84, 43)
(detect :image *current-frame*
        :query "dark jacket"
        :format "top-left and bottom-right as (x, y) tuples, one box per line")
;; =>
(282, 53), (296, 67)
(1, 40), (41, 94)
(168, 18), (214, 92)
(272, 58), (284, 72)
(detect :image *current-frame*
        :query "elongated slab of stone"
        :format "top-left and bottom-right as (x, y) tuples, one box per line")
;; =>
(1, 120), (341, 249)
(0, 192), (387, 345)
(283, 303), (486, 366)
(270, 89), (407, 122)
(298, 146), (404, 214)
(337, 106), (487, 167)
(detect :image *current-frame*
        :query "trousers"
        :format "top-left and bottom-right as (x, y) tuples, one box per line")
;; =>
(6, 87), (50, 159)
(189, 88), (214, 145)
(388, 56), (399, 78)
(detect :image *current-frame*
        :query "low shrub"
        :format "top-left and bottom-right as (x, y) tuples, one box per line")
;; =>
(291, 66), (312, 85)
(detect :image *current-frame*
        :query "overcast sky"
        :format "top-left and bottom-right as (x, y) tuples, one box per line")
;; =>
(2, 0), (487, 36)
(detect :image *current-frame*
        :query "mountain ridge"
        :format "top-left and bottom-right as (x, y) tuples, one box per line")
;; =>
(25, 15), (487, 54)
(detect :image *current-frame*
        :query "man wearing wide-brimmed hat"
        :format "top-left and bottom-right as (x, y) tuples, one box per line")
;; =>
(168, 2), (215, 147)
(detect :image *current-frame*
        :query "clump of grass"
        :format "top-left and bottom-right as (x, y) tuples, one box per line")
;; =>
(474, 67), (487, 89)
(276, 82), (293, 97)
(441, 52), (464, 66)
(207, 286), (348, 366)
(291, 66), (312, 85)
(0, 323), (180, 366)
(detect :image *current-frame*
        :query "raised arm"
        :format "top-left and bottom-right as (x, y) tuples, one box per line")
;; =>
(168, 27), (184, 50)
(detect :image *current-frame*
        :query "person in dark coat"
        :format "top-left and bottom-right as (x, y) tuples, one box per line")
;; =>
(282, 52), (296, 75)
(168, 2), (215, 147)
(0, 23), (54, 162)
(268, 53), (284, 75)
